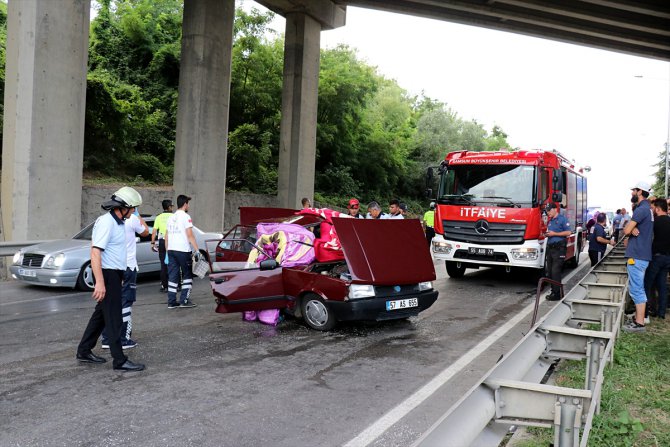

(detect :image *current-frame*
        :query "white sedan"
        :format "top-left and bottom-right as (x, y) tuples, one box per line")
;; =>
(10, 216), (222, 291)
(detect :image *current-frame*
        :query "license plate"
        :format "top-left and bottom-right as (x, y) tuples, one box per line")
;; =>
(469, 247), (494, 256)
(18, 268), (37, 277)
(386, 298), (418, 311)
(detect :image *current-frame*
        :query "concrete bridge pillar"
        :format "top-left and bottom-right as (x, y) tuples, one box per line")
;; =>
(1, 0), (90, 240)
(173, 0), (234, 231)
(277, 13), (322, 209)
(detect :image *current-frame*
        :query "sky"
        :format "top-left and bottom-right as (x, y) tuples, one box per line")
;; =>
(244, 2), (669, 211)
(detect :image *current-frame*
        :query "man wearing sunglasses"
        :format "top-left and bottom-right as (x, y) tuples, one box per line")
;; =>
(346, 198), (364, 219)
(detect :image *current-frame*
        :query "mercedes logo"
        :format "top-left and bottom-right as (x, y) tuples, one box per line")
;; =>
(474, 219), (490, 235)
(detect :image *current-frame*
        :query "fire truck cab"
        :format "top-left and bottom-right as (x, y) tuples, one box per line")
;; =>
(430, 150), (588, 278)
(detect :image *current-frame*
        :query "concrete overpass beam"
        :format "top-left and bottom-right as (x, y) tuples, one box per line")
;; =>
(1, 0), (90, 241)
(255, 0), (346, 30)
(174, 0), (234, 231)
(277, 13), (322, 209)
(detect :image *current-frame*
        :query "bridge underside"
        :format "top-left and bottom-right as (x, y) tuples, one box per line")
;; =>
(342, 0), (670, 61)
(258, 1), (669, 60)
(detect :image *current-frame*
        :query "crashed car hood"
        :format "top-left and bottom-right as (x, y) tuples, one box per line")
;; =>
(332, 218), (436, 284)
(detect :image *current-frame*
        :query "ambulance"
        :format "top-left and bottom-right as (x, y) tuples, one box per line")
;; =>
(429, 150), (588, 278)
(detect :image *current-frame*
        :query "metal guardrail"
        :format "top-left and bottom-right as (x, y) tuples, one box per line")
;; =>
(414, 243), (629, 447)
(0, 241), (50, 257)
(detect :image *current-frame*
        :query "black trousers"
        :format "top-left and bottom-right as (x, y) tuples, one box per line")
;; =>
(546, 242), (566, 297)
(589, 250), (604, 267)
(425, 227), (435, 247)
(158, 239), (168, 289)
(77, 269), (127, 368)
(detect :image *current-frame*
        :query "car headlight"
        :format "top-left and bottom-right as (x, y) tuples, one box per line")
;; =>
(13, 251), (23, 265)
(44, 253), (66, 268)
(348, 284), (375, 300)
(510, 248), (539, 260)
(418, 281), (433, 291)
(433, 241), (452, 254)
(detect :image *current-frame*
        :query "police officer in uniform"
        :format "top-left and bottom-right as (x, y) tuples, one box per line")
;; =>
(545, 202), (571, 301)
(76, 187), (145, 372)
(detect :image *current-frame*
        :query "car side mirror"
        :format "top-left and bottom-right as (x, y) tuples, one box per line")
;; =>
(424, 188), (433, 198)
(426, 167), (434, 181)
(259, 259), (279, 271)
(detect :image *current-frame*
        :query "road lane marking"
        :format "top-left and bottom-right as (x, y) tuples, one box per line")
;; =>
(344, 261), (588, 447)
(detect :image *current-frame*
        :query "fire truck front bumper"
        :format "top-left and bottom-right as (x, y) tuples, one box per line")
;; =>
(431, 236), (544, 269)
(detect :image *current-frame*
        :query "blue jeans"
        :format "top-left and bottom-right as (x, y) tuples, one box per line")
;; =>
(168, 250), (193, 305)
(644, 254), (670, 317)
(627, 259), (649, 305)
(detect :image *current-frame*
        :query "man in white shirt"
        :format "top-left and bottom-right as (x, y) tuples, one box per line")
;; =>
(101, 210), (149, 349)
(76, 186), (145, 372)
(165, 194), (200, 309)
(387, 199), (405, 219)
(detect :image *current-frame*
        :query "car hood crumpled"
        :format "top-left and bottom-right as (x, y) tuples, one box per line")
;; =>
(332, 218), (436, 284)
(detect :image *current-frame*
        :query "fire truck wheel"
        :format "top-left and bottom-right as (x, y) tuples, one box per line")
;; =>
(566, 241), (581, 268)
(446, 261), (466, 278)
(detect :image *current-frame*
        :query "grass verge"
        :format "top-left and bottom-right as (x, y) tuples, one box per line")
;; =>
(513, 317), (670, 447)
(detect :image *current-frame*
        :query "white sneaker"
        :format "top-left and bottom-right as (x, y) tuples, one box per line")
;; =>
(644, 316), (650, 324)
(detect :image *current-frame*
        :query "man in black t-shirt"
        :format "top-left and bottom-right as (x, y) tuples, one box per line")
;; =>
(588, 213), (614, 266)
(644, 198), (670, 319)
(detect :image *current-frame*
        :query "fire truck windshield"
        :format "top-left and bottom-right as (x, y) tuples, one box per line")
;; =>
(438, 164), (536, 207)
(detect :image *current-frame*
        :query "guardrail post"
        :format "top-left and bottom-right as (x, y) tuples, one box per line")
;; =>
(555, 397), (582, 446)
(585, 339), (603, 392)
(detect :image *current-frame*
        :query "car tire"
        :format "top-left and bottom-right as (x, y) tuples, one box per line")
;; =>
(301, 294), (336, 331)
(76, 261), (95, 291)
(445, 261), (466, 278)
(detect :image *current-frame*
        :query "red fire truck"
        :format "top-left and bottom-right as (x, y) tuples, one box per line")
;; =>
(430, 149), (588, 278)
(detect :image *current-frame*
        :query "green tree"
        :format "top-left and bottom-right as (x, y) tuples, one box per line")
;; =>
(315, 45), (379, 195)
(652, 145), (668, 197)
(484, 125), (512, 152)
(86, 0), (182, 182)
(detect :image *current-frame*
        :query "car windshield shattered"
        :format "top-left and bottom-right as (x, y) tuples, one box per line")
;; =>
(438, 164), (536, 207)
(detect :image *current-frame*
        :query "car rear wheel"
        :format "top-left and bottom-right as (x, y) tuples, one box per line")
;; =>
(76, 261), (95, 291)
(445, 261), (466, 278)
(301, 294), (336, 331)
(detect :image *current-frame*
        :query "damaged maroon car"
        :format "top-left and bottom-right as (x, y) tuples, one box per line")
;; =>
(207, 208), (438, 331)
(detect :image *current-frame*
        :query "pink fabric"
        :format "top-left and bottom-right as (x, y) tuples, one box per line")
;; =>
(243, 311), (258, 321)
(255, 223), (316, 267)
(258, 309), (281, 326)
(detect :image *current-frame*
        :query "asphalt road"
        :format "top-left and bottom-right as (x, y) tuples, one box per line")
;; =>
(0, 259), (589, 447)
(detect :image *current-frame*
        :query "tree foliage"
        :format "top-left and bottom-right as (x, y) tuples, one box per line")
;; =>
(0, 1), (515, 206)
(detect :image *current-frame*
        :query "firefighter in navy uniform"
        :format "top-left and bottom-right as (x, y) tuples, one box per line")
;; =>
(544, 202), (571, 301)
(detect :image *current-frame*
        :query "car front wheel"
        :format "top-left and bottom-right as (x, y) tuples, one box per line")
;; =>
(301, 293), (336, 331)
(76, 261), (95, 291)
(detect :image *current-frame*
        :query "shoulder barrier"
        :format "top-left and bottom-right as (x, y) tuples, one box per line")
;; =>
(414, 243), (629, 447)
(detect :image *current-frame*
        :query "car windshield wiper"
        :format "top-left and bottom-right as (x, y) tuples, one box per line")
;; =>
(480, 196), (520, 207)
(442, 194), (474, 205)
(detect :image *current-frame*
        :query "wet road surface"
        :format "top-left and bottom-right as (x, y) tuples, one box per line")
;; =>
(0, 259), (589, 447)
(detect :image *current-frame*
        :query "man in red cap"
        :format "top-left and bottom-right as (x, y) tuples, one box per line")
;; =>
(346, 198), (364, 219)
